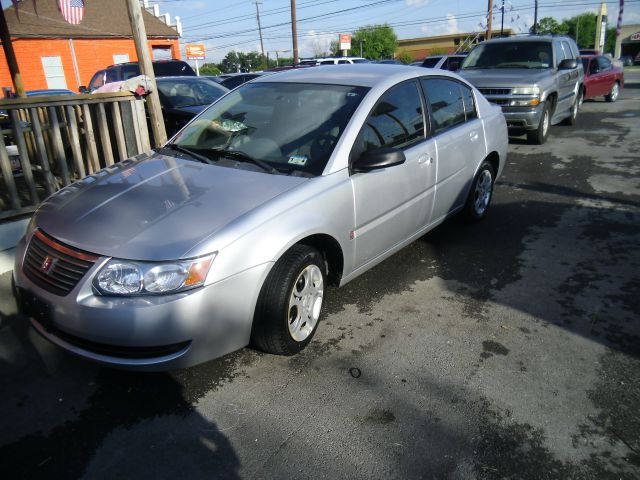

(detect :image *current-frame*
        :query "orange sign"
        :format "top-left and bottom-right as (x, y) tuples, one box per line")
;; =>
(185, 44), (206, 60)
(339, 34), (351, 50)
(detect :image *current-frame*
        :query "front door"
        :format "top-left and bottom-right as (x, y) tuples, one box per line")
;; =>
(351, 80), (435, 268)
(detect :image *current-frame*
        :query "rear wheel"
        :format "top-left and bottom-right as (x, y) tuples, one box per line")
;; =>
(251, 245), (326, 355)
(527, 101), (551, 145)
(463, 161), (495, 222)
(605, 81), (619, 102)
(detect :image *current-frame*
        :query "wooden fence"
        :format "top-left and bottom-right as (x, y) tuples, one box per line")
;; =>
(0, 92), (152, 220)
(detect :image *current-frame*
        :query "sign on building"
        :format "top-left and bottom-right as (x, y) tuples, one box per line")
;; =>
(185, 44), (206, 60)
(339, 34), (351, 51)
(630, 32), (640, 41)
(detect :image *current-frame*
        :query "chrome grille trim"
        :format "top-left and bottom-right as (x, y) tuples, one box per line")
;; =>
(23, 230), (99, 296)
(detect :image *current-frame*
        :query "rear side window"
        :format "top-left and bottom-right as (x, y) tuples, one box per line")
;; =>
(122, 65), (140, 80)
(422, 57), (441, 68)
(597, 56), (612, 70)
(461, 84), (477, 121)
(105, 67), (119, 83)
(361, 81), (424, 151)
(421, 78), (466, 135)
(320, 60), (335, 65)
(338, 60), (350, 64)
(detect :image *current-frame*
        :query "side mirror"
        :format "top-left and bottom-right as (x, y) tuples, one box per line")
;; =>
(352, 147), (406, 173)
(78, 86), (88, 94)
(558, 59), (577, 70)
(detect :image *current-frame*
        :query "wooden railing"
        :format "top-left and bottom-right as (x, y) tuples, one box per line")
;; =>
(0, 92), (152, 220)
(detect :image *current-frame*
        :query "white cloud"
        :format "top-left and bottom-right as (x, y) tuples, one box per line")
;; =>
(421, 13), (459, 36)
(406, 0), (432, 6)
(300, 30), (336, 58)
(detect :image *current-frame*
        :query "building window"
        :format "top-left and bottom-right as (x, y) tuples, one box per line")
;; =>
(113, 54), (130, 64)
(152, 46), (172, 60)
(41, 56), (67, 89)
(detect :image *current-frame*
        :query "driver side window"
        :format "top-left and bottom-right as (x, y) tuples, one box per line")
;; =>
(361, 81), (425, 152)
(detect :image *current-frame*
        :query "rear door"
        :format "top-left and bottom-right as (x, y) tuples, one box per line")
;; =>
(351, 80), (434, 268)
(421, 77), (484, 221)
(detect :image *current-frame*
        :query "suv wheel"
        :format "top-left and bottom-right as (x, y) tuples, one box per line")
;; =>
(527, 101), (551, 145)
(562, 90), (581, 126)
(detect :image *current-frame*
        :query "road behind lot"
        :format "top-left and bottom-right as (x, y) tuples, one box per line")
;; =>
(1, 72), (639, 480)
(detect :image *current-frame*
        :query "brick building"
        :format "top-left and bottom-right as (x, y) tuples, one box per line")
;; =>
(0, 0), (181, 93)
(397, 30), (514, 61)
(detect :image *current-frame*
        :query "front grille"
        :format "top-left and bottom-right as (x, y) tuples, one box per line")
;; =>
(23, 230), (99, 296)
(479, 88), (512, 96)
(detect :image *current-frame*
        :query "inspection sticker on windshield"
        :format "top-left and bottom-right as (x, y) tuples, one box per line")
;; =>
(288, 154), (308, 166)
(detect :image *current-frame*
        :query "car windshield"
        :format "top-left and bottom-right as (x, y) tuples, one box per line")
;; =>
(158, 79), (228, 108)
(172, 82), (369, 176)
(462, 42), (553, 69)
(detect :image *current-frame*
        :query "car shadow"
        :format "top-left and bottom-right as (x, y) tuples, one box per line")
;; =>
(0, 273), (243, 479)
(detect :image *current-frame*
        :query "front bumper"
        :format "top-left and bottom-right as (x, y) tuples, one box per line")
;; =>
(12, 233), (270, 371)
(501, 104), (545, 130)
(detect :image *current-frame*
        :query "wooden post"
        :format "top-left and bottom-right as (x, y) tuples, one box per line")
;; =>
(0, 6), (25, 97)
(486, 0), (493, 40)
(291, 0), (298, 65)
(125, 0), (167, 147)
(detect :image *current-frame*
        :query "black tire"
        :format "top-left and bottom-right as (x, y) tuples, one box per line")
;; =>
(463, 161), (495, 222)
(527, 101), (551, 145)
(605, 81), (620, 103)
(562, 90), (581, 126)
(251, 245), (326, 355)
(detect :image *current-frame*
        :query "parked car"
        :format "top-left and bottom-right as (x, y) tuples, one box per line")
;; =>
(83, 60), (196, 93)
(156, 76), (229, 137)
(619, 55), (634, 66)
(580, 55), (624, 102)
(13, 65), (507, 370)
(218, 73), (266, 90)
(579, 49), (601, 56)
(459, 35), (583, 144)
(315, 57), (369, 65)
(375, 59), (403, 64)
(421, 54), (467, 71)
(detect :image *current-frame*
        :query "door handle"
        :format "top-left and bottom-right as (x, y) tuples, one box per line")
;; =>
(418, 155), (433, 165)
(470, 131), (479, 142)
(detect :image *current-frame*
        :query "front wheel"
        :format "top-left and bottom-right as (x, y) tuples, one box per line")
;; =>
(605, 81), (619, 102)
(251, 245), (326, 355)
(463, 161), (495, 222)
(527, 101), (551, 145)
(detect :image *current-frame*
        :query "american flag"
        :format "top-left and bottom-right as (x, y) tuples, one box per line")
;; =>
(59, 0), (85, 26)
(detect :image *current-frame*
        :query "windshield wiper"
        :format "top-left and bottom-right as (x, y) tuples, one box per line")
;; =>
(163, 144), (216, 165)
(212, 148), (280, 174)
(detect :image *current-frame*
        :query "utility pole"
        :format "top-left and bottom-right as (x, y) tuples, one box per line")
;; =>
(126, 0), (167, 147)
(254, 0), (265, 59)
(533, 0), (539, 34)
(291, 0), (299, 64)
(486, 0), (493, 40)
(0, 6), (25, 97)
(500, 0), (505, 36)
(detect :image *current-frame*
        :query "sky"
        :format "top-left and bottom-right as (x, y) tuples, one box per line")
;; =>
(2, 0), (639, 63)
(152, 0), (640, 63)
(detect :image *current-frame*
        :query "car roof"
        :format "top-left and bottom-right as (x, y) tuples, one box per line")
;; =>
(251, 63), (454, 88)
(483, 35), (570, 44)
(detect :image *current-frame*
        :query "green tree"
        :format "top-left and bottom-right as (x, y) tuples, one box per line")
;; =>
(199, 63), (221, 76)
(562, 13), (597, 49)
(350, 24), (397, 60)
(218, 51), (267, 73)
(530, 17), (567, 35)
(397, 51), (414, 64)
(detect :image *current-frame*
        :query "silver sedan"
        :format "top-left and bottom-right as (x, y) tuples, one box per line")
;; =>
(13, 65), (508, 370)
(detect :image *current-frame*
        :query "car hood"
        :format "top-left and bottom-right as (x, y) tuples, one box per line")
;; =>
(35, 152), (307, 260)
(458, 68), (551, 88)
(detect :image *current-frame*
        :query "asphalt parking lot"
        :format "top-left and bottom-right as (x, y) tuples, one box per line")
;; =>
(1, 71), (639, 480)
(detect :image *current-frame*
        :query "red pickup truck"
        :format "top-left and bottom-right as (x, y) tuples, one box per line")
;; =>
(581, 55), (624, 102)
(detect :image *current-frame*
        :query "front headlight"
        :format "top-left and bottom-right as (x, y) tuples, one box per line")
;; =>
(94, 254), (215, 296)
(512, 87), (540, 95)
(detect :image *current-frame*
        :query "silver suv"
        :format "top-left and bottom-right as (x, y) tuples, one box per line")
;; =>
(459, 36), (583, 144)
